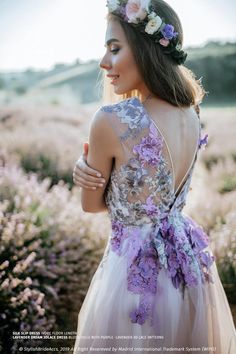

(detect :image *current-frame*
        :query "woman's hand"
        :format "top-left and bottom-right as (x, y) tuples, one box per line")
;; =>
(73, 142), (106, 190)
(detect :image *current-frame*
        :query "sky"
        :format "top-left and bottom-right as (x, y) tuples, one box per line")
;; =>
(0, 0), (236, 72)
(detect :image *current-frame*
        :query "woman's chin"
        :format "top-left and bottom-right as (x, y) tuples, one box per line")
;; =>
(113, 86), (132, 96)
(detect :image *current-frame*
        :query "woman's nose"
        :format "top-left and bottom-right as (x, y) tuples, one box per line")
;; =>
(99, 55), (111, 70)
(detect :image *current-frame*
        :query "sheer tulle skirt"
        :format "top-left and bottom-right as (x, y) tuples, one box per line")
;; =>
(73, 241), (236, 354)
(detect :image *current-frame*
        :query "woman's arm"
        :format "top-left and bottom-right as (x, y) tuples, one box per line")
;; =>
(73, 143), (106, 190)
(80, 109), (119, 213)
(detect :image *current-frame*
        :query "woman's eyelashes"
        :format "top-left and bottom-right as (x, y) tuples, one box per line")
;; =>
(110, 47), (120, 54)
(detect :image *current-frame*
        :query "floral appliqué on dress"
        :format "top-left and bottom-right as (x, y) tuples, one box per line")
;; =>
(101, 97), (214, 326)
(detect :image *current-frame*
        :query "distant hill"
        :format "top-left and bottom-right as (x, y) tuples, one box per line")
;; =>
(185, 41), (236, 104)
(0, 41), (235, 105)
(186, 41), (236, 60)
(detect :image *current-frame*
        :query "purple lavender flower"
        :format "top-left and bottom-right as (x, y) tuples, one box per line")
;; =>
(176, 249), (188, 265)
(127, 249), (158, 294)
(190, 227), (209, 253)
(184, 271), (199, 287)
(199, 251), (215, 268)
(161, 24), (178, 40)
(168, 251), (179, 271)
(143, 196), (159, 217)
(110, 236), (122, 253)
(111, 219), (124, 236)
(129, 304), (148, 325)
(126, 230), (143, 266)
(133, 123), (163, 167)
(171, 271), (183, 289)
(111, 220), (126, 254)
(198, 133), (209, 149)
(160, 217), (169, 234)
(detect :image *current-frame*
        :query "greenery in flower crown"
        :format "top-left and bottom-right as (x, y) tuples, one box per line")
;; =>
(106, 0), (187, 65)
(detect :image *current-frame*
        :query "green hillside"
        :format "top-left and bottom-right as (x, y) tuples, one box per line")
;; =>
(0, 41), (235, 105)
(186, 41), (236, 105)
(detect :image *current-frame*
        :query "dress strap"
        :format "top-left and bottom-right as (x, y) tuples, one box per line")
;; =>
(172, 104), (201, 198)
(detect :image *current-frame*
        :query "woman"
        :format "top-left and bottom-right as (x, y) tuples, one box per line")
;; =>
(73, 1), (236, 353)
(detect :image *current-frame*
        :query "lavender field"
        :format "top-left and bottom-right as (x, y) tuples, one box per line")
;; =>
(0, 101), (235, 352)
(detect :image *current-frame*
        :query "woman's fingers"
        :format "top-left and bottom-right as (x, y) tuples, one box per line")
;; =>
(73, 175), (97, 190)
(73, 157), (105, 189)
(76, 157), (102, 178)
(74, 164), (105, 184)
(73, 172), (105, 188)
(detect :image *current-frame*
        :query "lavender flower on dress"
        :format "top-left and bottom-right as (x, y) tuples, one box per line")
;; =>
(161, 24), (178, 40)
(143, 196), (159, 217)
(111, 220), (126, 255)
(189, 225), (209, 253)
(125, 228), (143, 267)
(199, 251), (215, 268)
(133, 123), (163, 167)
(129, 303), (149, 325)
(127, 248), (158, 295)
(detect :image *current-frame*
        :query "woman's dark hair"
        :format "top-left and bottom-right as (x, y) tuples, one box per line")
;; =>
(109, 0), (205, 107)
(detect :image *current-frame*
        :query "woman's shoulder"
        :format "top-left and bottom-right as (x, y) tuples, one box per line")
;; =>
(91, 97), (136, 132)
(99, 97), (139, 114)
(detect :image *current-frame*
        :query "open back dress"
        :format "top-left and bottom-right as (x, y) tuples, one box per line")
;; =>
(73, 97), (236, 354)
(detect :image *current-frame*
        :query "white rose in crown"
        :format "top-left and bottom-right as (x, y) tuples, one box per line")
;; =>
(107, 0), (120, 12)
(145, 14), (162, 34)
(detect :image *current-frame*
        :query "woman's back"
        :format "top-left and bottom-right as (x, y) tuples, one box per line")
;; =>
(100, 96), (201, 227)
(143, 96), (200, 196)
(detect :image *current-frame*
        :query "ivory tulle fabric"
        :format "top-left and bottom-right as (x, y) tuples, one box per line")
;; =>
(73, 98), (236, 354)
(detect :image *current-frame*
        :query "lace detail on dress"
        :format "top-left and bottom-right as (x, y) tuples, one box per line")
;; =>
(102, 98), (174, 226)
(101, 97), (214, 327)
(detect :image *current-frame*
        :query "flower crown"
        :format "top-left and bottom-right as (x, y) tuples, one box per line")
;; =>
(106, 0), (187, 65)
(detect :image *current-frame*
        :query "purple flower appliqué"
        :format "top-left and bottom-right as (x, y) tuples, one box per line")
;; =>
(184, 271), (199, 287)
(127, 248), (158, 295)
(198, 133), (208, 149)
(133, 122), (163, 167)
(161, 24), (178, 40)
(199, 251), (215, 268)
(111, 220), (126, 255)
(129, 303), (149, 325)
(143, 196), (159, 217)
(189, 226), (209, 253)
(125, 228), (143, 267)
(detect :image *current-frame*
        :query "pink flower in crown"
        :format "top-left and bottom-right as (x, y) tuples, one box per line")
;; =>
(125, 0), (150, 24)
(159, 38), (170, 47)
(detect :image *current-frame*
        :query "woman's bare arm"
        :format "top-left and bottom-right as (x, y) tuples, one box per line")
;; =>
(80, 109), (119, 213)
(73, 142), (106, 190)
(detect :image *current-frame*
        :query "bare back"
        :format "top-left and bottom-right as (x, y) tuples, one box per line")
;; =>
(143, 97), (200, 196)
